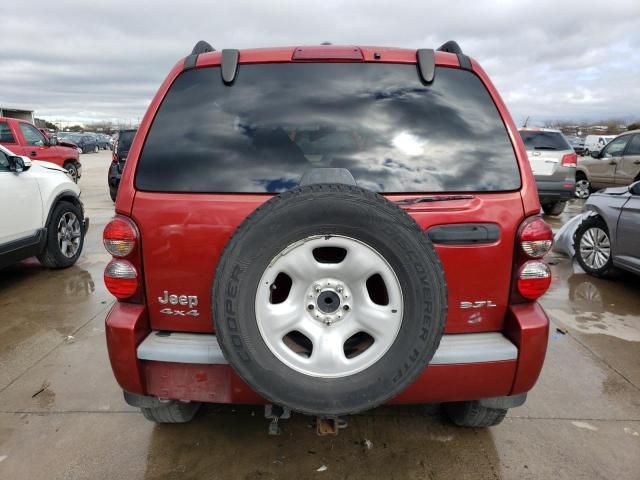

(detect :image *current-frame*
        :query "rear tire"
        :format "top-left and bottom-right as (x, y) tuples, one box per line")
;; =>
(444, 401), (507, 427)
(575, 174), (591, 199)
(542, 201), (566, 216)
(141, 401), (201, 423)
(93, 145), (99, 153)
(109, 187), (117, 202)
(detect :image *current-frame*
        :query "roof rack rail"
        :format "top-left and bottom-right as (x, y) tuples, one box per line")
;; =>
(436, 40), (471, 71)
(184, 40), (215, 71)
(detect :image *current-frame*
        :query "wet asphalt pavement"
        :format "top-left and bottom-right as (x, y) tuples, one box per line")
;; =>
(0, 151), (638, 479)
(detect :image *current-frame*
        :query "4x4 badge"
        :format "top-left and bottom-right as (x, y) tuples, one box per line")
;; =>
(160, 308), (200, 317)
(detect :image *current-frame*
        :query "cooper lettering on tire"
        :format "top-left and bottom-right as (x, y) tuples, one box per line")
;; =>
(213, 184), (447, 416)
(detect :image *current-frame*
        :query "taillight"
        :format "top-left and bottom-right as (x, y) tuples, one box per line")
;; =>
(512, 216), (553, 302)
(517, 261), (552, 300)
(519, 216), (553, 258)
(561, 152), (577, 167)
(103, 215), (143, 302)
(104, 260), (138, 299)
(103, 217), (136, 257)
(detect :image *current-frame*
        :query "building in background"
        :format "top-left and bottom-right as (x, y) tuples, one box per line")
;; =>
(0, 106), (34, 123)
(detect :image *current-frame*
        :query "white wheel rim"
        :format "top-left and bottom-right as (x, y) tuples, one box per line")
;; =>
(580, 227), (610, 269)
(57, 212), (81, 258)
(255, 235), (403, 378)
(575, 179), (590, 198)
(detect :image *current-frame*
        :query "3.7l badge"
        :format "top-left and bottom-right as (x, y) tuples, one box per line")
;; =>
(158, 290), (199, 317)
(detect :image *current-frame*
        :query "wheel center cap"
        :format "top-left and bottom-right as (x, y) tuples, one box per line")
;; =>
(317, 290), (340, 313)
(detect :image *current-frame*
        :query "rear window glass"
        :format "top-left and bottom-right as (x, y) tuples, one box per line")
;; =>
(117, 131), (136, 151)
(520, 131), (571, 151)
(136, 63), (520, 193)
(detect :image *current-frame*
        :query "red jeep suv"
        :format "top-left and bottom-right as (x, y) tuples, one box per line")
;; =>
(103, 41), (552, 431)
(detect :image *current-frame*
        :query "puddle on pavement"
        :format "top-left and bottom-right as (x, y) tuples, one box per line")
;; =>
(541, 254), (640, 342)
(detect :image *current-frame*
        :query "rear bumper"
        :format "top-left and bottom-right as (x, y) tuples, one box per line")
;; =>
(105, 302), (549, 405)
(536, 179), (576, 202)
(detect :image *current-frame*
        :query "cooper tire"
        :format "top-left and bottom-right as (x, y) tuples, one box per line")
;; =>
(444, 401), (507, 427)
(37, 201), (84, 269)
(213, 184), (447, 416)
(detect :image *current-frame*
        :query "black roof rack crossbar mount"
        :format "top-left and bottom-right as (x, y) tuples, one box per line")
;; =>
(184, 40), (215, 71)
(436, 40), (472, 71)
(221, 49), (240, 85)
(416, 48), (435, 84)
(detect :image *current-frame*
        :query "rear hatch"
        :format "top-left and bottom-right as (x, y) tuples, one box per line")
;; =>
(519, 130), (573, 177)
(131, 61), (525, 335)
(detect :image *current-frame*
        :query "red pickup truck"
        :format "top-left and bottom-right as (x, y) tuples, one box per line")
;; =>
(0, 117), (82, 182)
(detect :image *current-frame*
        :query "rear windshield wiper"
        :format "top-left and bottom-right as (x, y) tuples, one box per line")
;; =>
(395, 194), (475, 205)
(532, 146), (559, 150)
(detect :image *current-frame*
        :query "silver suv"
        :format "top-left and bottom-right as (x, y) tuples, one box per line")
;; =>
(519, 128), (577, 216)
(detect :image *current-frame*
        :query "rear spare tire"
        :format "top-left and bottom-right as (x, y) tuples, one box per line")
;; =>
(213, 184), (447, 416)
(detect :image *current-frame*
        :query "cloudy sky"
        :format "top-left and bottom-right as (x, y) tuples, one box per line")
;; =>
(1, 0), (639, 126)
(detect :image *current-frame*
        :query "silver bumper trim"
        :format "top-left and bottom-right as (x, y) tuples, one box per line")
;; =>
(137, 332), (517, 365)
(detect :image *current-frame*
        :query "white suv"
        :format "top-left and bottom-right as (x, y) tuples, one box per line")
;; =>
(0, 144), (88, 269)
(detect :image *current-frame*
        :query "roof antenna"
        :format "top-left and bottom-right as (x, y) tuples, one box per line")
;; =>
(523, 116), (530, 128)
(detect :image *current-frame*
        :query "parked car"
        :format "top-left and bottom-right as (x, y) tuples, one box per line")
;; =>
(519, 128), (576, 215)
(0, 117), (82, 182)
(573, 181), (640, 277)
(583, 134), (615, 157)
(103, 41), (553, 430)
(568, 136), (586, 156)
(108, 128), (136, 201)
(0, 144), (88, 269)
(575, 130), (640, 198)
(64, 133), (100, 154)
(92, 133), (112, 150)
(39, 128), (80, 152)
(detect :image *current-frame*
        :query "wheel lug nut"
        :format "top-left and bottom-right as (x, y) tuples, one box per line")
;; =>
(307, 304), (314, 310)
(336, 286), (343, 293)
(343, 305), (350, 311)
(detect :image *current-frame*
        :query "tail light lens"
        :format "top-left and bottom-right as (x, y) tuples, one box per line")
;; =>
(103, 215), (143, 302)
(103, 217), (137, 257)
(104, 260), (138, 299)
(519, 216), (553, 258)
(561, 152), (577, 167)
(512, 216), (553, 302)
(517, 261), (552, 300)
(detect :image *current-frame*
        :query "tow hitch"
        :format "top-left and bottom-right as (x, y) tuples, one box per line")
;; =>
(316, 416), (347, 436)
